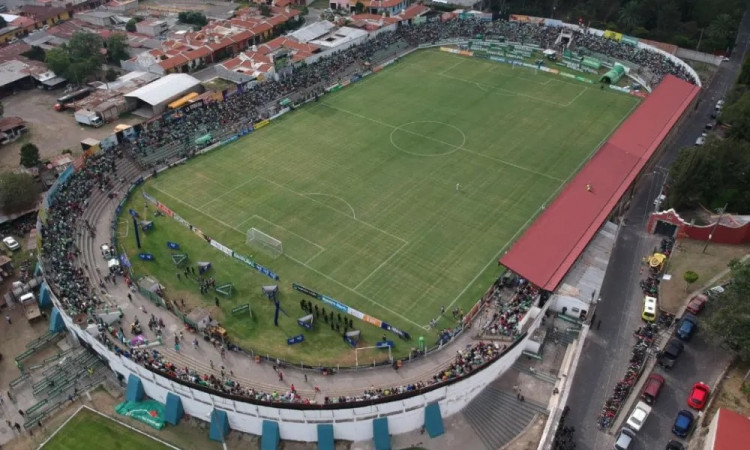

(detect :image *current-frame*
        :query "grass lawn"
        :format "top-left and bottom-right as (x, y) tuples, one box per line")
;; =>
(43, 408), (171, 450)
(119, 49), (639, 365)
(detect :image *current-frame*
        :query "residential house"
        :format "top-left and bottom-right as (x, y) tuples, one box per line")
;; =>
(19, 5), (70, 29)
(136, 19), (168, 37)
(0, 117), (29, 145)
(105, 0), (139, 13)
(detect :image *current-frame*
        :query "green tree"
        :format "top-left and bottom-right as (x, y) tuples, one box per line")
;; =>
(126, 18), (136, 32)
(259, 4), (273, 17)
(721, 90), (750, 141)
(178, 11), (208, 27)
(354, 2), (365, 13)
(704, 259), (750, 362)
(0, 172), (40, 214)
(105, 33), (129, 64)
(105, 68), (118, 82)
(706, 13), (736, 52)
(617, 1), (641, 32)
(683, 270), (699, 292)
(20, 143), (41, 168)
(44, 31), (104, 83)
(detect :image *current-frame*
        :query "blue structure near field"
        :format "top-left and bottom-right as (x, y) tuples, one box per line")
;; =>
(125, 374), (144, 402)
(424, 402), (445, 437)
(317, 424), (334, 450)
(49, 307), (66, 332)
(373, 417), (391, 450)
(209, 409), (229, 442)
(164, 392), (184, 425)
(261, 420), (280, 450)
(39, 282), (52, 308)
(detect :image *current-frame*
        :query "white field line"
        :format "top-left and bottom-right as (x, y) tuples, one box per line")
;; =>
(117, 219), (129, 238)
(259, 176), (408, 245)
(199, 176), (257, 209)
(319, 103), (563, 183)
(305, 192), (356, 219)
(151, 186), (425, 329)
(284, 251), (427, 330)
(438, 59), (465, 75)
(443, 95), (641, 311)
(353, 240), (408, 291)
(37, 405), (180, 450)
(236, 214), (326, 253)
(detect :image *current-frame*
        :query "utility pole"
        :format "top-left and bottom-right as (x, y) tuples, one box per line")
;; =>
(702, 203), (728, 254)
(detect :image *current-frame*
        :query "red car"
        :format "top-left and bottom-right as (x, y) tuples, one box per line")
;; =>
(686, 294), (708, 314)
(688, 382), (710, 410)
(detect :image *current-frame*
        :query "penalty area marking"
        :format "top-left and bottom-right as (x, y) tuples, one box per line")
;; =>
(149, 185), (425, 330)
(305, 192), (356, 219)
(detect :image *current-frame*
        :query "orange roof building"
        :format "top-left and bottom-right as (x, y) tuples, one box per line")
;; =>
(705, 408), (750, 450)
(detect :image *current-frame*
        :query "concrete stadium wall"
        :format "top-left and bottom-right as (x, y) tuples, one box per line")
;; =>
(675, 48), (724, 66)
(49, 282), (545, 441)
(648, 209), (750, 244)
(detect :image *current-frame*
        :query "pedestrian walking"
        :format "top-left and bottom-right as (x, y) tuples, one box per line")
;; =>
(14, 422), (21, 432)
(278, 371), (284, 382)
(18, 409), (24, 417)
(597, 319), (602, 330)
(127, 293), (132, 302)
(210, 360), (214, 369)
(5, 420), (11, 428)
(5, 315), (11, 325)
(304, 373), (308, 383)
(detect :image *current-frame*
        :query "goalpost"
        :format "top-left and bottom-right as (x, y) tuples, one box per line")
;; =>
(246, 228), (283, 257)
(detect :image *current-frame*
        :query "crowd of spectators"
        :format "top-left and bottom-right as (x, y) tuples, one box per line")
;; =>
(128, 18), (695, 165)
(484, 280), (539, 338)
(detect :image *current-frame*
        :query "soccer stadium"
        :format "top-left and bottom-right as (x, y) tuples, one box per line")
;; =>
(33, 15), (700, 448)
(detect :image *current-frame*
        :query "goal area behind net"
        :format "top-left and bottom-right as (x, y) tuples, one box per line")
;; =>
(246, 228), (283, 257)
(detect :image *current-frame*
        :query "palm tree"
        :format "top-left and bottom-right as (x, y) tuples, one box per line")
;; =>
(706, 14), (736, 52)
(617, 1), (641, 32)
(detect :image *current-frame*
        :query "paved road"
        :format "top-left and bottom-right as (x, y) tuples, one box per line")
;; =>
(565, 3), (750, 449)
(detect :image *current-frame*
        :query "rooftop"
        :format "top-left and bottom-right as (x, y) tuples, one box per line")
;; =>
(500, 76), (700, 291)
(125, 73), (201, 106)
(713, 408), (750, 450)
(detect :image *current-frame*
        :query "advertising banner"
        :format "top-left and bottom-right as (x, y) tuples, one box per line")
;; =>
(233, 252), (256, 269)
(156, 201), (174, 217)
(254, 119), (270, 130)
(209, 239), (234, 257)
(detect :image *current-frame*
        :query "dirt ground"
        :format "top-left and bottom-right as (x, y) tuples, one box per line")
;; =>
(0, 89), (140, 170)
(658, 239), (750, 314)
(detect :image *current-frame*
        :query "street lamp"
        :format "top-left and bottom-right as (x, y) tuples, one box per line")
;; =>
(702, 203), (729, 254)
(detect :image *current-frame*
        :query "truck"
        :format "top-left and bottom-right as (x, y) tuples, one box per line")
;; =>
(19, 292), (42, 322)
(55, 88), (92, 111)
(74, 109), (104, 128)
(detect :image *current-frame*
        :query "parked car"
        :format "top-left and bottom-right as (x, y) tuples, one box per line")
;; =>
(626, 401), (652, 432)
(705, 122), (714, 130)
(2, 236), (20, 251)
(706, 284), (727, 298)
(659, 339), (684, 369)
(672, 410), (694, 437)
(695, 135), (706, 146)
(676, 314), (698, 341)
(614, 427), (636, 450)
(641, 373), (665, 405)
(686, 294), (708, 314)
(666, 440), (685, 450)
(688, 382), (710, 410)
(716, 99), (725, 109)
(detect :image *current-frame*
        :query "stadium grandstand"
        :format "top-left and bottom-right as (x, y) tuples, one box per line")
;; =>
(34, 13), (701, 445)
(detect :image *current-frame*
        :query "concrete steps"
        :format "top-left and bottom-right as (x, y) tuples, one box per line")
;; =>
(462, 386), (547, 450)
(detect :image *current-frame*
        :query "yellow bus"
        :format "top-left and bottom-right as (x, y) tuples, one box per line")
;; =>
(168, 92), (199, 110)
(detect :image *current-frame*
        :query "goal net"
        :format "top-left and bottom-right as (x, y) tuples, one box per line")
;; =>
(246, 228), (283, 257)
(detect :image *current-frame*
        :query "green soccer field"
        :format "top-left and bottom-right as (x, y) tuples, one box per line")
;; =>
(120, 49), (639, 365)
(43, 408), (171, 450)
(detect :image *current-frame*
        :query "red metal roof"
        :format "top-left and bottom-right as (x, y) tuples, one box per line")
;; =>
(713, 408), (750, 450)
(500, 76), (700, 291)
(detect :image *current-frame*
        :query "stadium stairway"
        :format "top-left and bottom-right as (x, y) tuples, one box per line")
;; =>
(461, 385), (547, 450)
